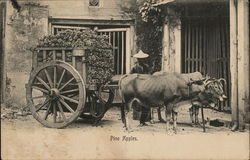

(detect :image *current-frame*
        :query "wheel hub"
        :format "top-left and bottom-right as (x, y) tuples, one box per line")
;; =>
(50, 88), (60, 99)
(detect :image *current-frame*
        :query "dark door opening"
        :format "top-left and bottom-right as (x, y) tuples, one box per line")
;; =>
(181, 15), (230, 110)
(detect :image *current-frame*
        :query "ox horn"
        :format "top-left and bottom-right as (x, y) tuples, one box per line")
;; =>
(204, 78), (215, 87)
(218, 78), (227, 85)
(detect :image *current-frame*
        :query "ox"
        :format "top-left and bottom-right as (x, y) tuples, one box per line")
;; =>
(151, 72), (204, 125)
(151, 72), (227, 126)
(119, 72), (227, 133)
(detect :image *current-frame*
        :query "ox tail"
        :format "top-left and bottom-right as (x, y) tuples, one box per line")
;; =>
(118, 74), (130, 103)
(118, 74), (130, 125)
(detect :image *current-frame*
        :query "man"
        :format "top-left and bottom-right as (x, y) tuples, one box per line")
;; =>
(130, 50), (151, 126)
(130, 50), (149, 74)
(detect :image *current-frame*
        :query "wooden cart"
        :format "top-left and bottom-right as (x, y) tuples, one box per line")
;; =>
(26, 48), (120, 128)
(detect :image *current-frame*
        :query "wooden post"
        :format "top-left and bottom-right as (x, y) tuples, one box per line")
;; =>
(162, 8), (181, 73)
(162, 20), (170, 72)
(174, 19), (181, 73)
(230, 0), (249, 130)
(0, 2), (6, 104)
(229, 0), (238, 130)
(237, 0), (249, 130)
(127, 25), (135, 74)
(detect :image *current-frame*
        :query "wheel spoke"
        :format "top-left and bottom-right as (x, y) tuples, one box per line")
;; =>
(36, 99), (50, 112)
(31, 95), (47, 100)
(100, 90), (110, 94)
(60, 95), (79, 104)
(59, 98), (75, 113)
(32, 86), (49, 94)
(44, 102), (52, 120)
(59, 77), (75, 91)
(53, 103), (57, 123)
(54, 66), (57, 88)
(44, 68), (53, 88)
(58, 69), (66, 88)
(61, 88), (79, 94)
(57, 101), (67, 122)
(36, 76), (51, 90)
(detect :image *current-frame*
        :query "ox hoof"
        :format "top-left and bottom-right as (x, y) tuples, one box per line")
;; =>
(138, 123), (148, 127)
(126, 129), (134, 133)
(196, 122), (203, 127)
(150, 120), (155, 124)
(191, 123), (200, 127)
(173, 129), (178, 134)
(123, 127), (132, 133)
(166, 129), (175, 135)
(159, 118), (166, 123)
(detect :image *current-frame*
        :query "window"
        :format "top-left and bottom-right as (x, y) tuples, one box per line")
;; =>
(98, 28), (130, 74)
(89, 0), (100, 7)
(51, 25), (131, 74)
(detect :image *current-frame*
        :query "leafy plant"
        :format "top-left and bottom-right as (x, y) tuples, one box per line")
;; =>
(121, 0), (164, 73)
(37, 29), (114, 85)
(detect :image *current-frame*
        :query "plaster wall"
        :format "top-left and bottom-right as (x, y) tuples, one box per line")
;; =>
(40, 0), (130, 20)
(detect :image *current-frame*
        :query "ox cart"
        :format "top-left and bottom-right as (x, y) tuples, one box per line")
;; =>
(26, 47), (121, 128)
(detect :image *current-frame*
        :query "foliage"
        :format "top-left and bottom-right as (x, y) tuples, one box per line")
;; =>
(37, 29), (114, 85)
(121, 0), (164, 72)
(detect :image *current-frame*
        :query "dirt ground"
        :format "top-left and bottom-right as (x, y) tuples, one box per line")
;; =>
(1, 107), (249, 160)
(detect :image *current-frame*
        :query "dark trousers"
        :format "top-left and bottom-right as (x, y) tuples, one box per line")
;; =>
(140, 107), (151, 124)
(132, 101), (151, 124)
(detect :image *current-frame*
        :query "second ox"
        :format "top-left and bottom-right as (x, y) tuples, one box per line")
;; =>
(152, 72), (227, 126)
(119, 72), (227, 133)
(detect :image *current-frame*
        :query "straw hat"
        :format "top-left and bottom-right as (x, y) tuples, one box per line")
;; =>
(133, 50), (149, 58)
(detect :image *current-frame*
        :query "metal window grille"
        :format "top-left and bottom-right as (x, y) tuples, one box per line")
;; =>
(98, 29), (128, 75)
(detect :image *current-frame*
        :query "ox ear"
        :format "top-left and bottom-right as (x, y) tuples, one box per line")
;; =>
(188, 78), (204, 86)
(206, 74), (211, 79)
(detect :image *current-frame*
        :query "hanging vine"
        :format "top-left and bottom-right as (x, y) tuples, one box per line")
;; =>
(121, 0), (164, 73)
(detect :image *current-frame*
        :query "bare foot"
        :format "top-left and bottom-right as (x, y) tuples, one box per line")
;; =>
(159, 118), (166, 123)
(166, 129), (175, 135)
(137, 123), (148, 127)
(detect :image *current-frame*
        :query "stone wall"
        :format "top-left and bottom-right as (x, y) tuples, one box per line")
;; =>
(6, 2), (48, 72)
(5, 1), (49, 105)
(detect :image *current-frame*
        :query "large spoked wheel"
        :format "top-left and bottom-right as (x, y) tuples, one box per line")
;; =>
(26, 61), (86, 128)
(80, 84), (114, 122)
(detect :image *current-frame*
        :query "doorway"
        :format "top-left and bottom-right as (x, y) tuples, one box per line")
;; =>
(181, 4), (230, 110)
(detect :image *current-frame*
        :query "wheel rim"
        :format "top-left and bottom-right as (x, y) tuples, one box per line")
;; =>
(26, 61), (85, 128)
(85, 85), (114, 119)
(98, 85), (114, 108)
